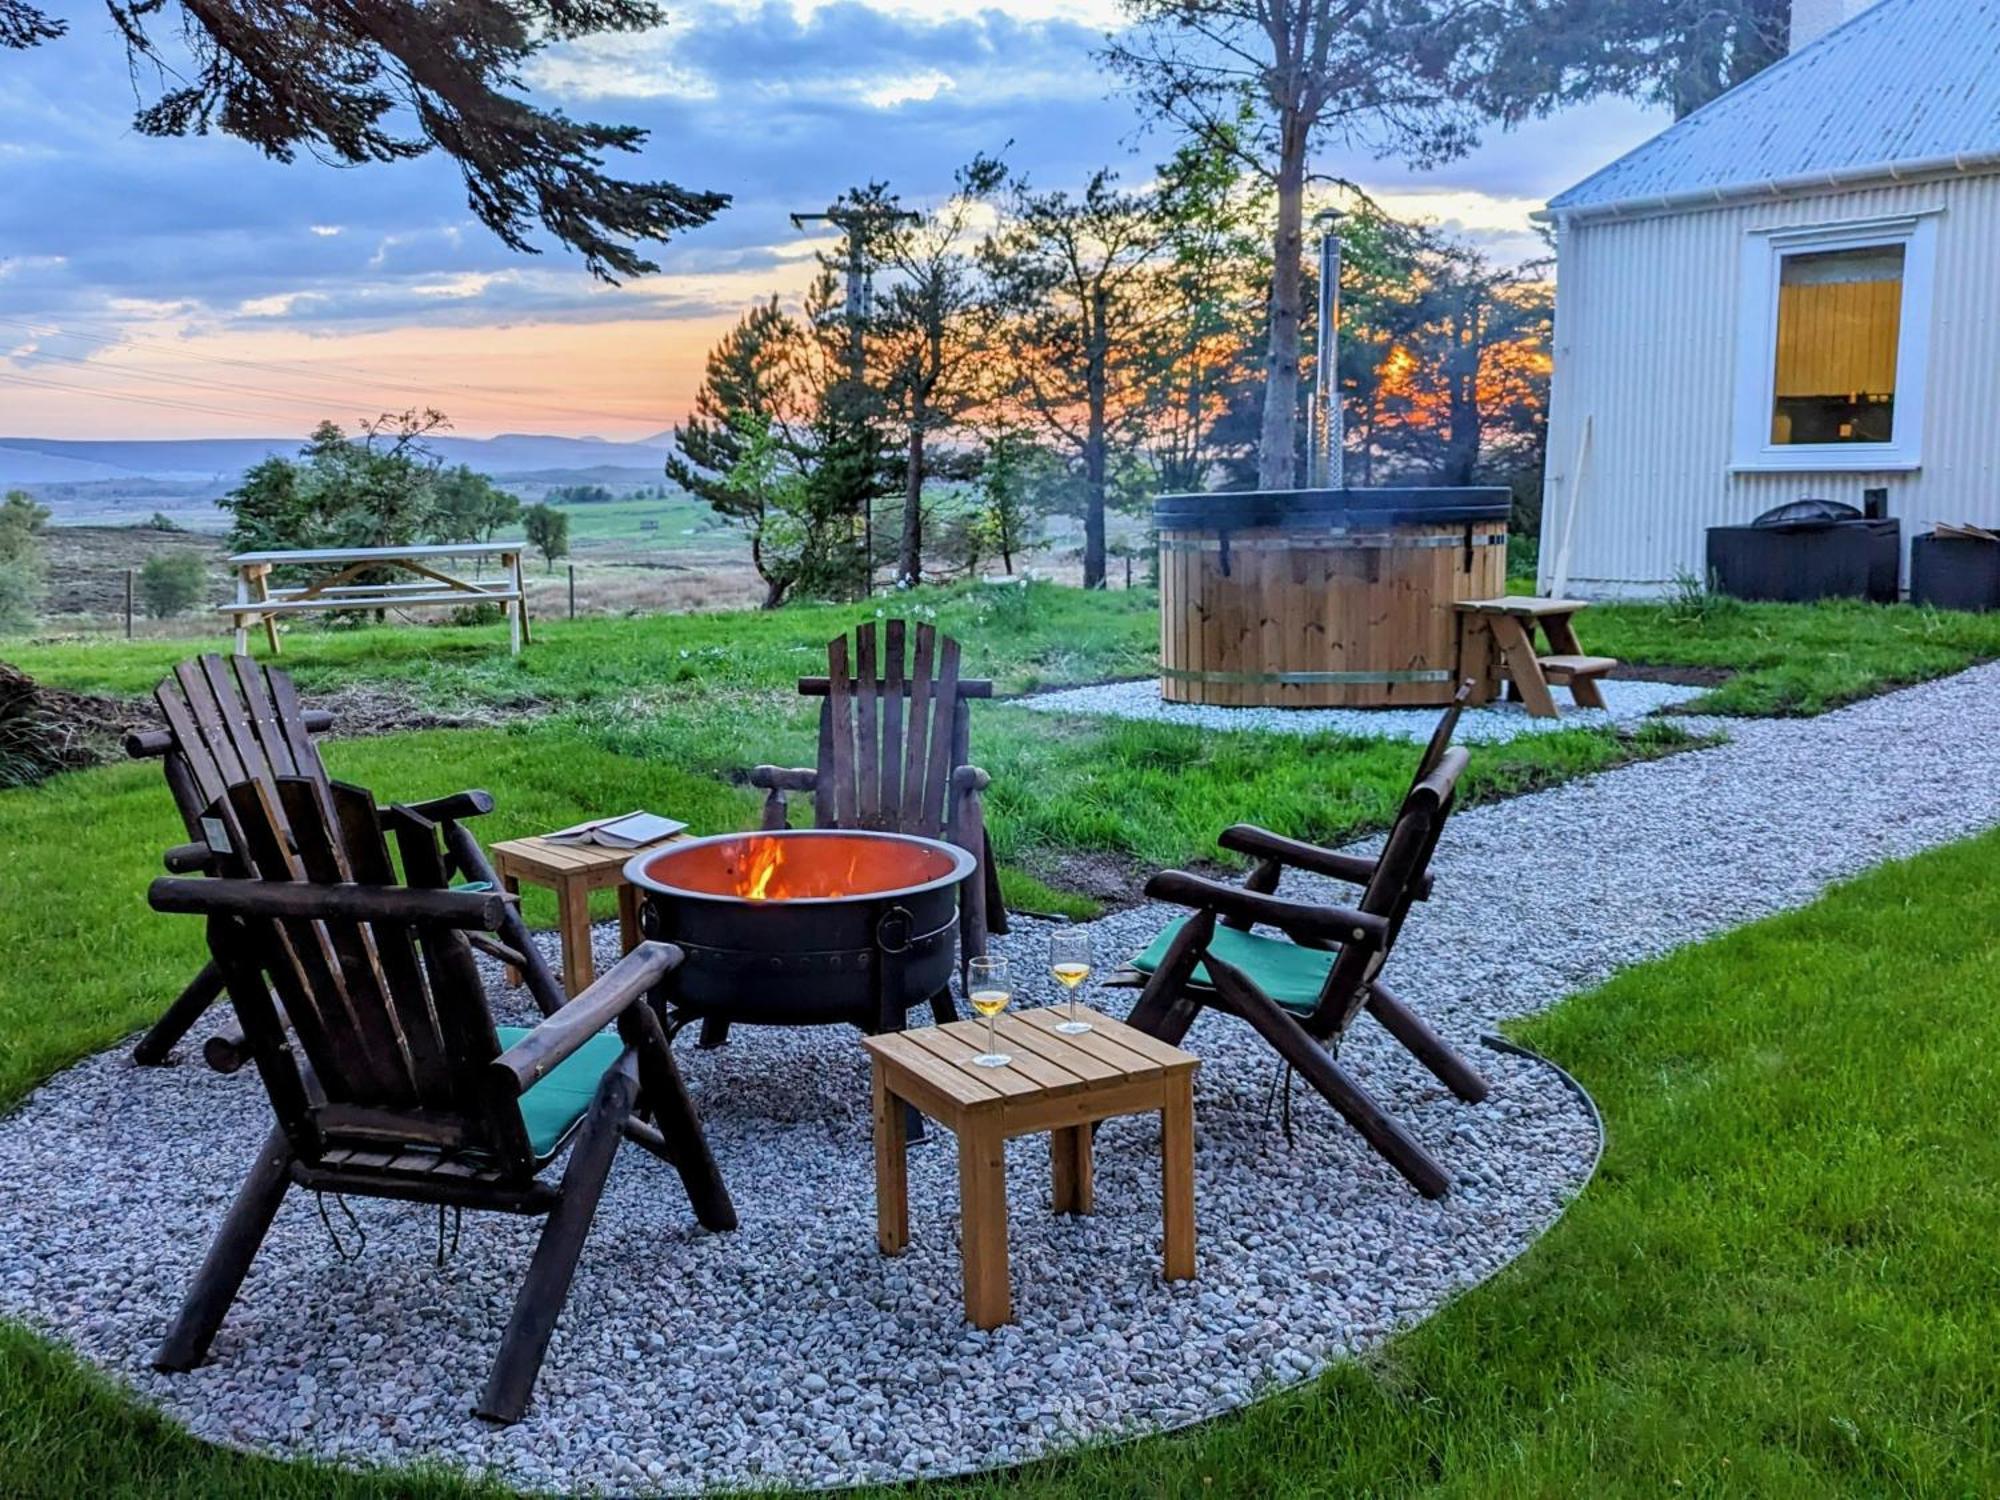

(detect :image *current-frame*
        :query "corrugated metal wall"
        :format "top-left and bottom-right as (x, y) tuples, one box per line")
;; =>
(1540, 173), (2000, 596)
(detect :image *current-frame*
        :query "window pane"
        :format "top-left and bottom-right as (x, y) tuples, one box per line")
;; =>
(1771, 244), (1904, 445)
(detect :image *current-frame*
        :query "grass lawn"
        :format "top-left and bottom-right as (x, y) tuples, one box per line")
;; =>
(4, 794), (1996, 1495)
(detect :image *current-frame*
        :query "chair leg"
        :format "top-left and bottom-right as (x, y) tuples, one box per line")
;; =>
(479, 1057), (636, 1424)
(133, 960), (227, 1066)
(1207, 960), (1451, 1199)
(629, 1007), (737, 1233)
(1365, 981), (1490, 1104)
(155, 1125), (293, 1370)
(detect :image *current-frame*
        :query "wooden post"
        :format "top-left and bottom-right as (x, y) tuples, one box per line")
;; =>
(567, 564), (576, 620)
(125, 568), (135, 639)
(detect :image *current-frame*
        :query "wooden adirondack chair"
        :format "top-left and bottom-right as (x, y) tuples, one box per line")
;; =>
(1113, 710), (1488, 1199)
(148, 773), (735, 1423)
(738, 619), (1007, 1042)
(126, 653), (567, 1067)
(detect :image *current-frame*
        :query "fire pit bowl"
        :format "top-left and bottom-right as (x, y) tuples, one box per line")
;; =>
(626, 829), (976, 1034)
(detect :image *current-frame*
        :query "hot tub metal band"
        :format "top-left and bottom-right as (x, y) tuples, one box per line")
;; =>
(1160, 666), (1454, 686)
(1157, 530), (1508, 552)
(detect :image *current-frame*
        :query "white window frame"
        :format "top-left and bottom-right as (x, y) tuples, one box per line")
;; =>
(1731, 211), (1939, 473)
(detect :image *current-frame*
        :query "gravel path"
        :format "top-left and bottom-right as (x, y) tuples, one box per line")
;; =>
(4, 662), (2000, 1494)
(1017, 676), (1706, 742)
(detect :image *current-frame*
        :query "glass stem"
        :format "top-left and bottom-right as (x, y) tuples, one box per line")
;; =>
(986, 1010), (997, 1057)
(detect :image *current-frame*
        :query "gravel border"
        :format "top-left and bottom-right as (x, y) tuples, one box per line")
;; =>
(1014, 676), (1706, 742)
(4, 661), (1999, 1494)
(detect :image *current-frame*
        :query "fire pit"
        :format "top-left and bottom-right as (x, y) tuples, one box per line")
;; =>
(626, 829), (976, 1036)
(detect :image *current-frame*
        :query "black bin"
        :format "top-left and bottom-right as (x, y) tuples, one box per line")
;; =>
(1706, 500), (1901, 604)
(1911, 535), (2000, 612)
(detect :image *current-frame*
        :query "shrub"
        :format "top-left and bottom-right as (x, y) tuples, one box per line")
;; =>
(138, 552), (207, 618)
(0, 490), (48, 633)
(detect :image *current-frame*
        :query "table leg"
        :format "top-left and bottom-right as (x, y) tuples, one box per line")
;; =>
(617, 883), (641, 956)
(1489, 613), (1558, 718)
(557, 879), (594, 999)
(1051, 1124), (1093, 1216)
(500, 871), (524, 987)
(251, 566), (280, 655)
(958, 1118), (1010, 1328)
(1459, 616), (1499, 705)
(1162, 1076), (1196, 1282)
(873, 1067), (910, 1255)
(232, 570), (250, 656)
(516, 550), (533, 646)
(504, 552), (524, 655)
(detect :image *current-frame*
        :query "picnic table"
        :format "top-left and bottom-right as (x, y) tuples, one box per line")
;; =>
(1455, 595), (1619, 719)
(220, 542), (532, 655)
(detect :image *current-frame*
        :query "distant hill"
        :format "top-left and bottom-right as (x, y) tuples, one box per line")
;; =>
(0, 431), (677, 488)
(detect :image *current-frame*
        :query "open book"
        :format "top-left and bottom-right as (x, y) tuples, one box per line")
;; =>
(545, 810), (687, 849)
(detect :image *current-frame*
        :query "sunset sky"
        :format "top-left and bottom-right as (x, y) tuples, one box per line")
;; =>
(0, 0), (1663, 442)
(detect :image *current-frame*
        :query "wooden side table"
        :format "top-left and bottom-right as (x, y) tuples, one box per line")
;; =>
(1456, 595), (1620, 719)
(862, 1006), (1200, 1330)
(488, 834), (684, 999)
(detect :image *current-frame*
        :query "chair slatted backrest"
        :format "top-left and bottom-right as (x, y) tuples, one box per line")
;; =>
(1302, 747), (1469, 1039)
(202, 774), (533, 1175)
(812, 620), (986, 839)
(150, 654), (330, 840)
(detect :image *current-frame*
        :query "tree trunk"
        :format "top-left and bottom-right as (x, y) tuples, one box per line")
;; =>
(1083, 286), (1109, 589)
(900, 418), (924, 586)
(1258, 133), (1307, 491)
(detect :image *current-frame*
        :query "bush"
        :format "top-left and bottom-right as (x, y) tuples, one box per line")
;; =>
(0, 491), (48, 634)
(138, 552), (207, 618)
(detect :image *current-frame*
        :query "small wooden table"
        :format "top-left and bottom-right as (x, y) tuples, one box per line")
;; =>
(1456, 595), (1620, 719)
(863, 1006), (1199, 1330)
(488, 833), (684, 999)
(220, 543), (532, 656)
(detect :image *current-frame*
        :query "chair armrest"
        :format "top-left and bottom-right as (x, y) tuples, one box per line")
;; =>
(750, 765), (820, 793)
(163, 841), (218, 874)
(951, 764), (992, 793)
(149, 877), (507, 931)
(1217, 825), (1434, 902)
(1144, 869), (1389, 951)
(400, 789), (495, 823)
(489, 941), (680, 1095)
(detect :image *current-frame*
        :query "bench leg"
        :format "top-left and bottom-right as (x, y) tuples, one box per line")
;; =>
(873, 1067), (910, 1254)
(1543, 613), (1607, 709)
(1161, 1075), (1196, 1281)
(958, 1118), (1010, 1328)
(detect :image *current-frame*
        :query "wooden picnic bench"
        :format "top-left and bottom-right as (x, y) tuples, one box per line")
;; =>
(221, 542), (532, 655)
(1454, 596), (1619, 719)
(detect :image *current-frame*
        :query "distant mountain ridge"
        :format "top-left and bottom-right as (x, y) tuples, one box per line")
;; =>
(0, 431), (677, 487)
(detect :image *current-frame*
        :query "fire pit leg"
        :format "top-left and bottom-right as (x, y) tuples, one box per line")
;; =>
(697, 1018), (731, 1049)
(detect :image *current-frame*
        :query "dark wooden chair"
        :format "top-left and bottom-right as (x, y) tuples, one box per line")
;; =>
(739, 619), (1007, 1042)
(126, 653), (567, 1066)
(148, 773), (735, 1423)
(1111, 700), (1488, 1199)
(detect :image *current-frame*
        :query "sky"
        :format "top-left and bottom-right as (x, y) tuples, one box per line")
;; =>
(0, 0), (1665, 442)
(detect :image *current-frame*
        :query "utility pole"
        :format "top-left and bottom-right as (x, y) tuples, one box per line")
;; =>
(791, 197), (919, 595)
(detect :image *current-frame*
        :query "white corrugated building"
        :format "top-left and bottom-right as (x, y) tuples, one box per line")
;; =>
(1537, 0), (2000, 597)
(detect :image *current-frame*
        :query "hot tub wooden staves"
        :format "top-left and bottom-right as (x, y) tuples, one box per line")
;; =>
(1154, 488), (1512, 709)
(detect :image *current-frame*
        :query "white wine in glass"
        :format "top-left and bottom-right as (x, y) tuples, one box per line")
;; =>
(1049, 929), (1094, 1034)
(967, 956), (1012, 1068)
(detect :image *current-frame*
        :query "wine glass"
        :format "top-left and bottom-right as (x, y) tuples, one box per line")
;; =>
(1048, 929), (1094, 1034)
(967, 956), (1012, 1068)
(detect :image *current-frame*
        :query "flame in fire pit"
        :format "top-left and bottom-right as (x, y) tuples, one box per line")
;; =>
(630, 830), (973, 904)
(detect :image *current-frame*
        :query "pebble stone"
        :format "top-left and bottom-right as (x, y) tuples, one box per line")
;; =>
(1015, 676), (1706, 742)
(3, 662), (1999, 1495)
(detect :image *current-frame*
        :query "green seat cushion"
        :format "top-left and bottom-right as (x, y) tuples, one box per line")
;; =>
(495, 1026), (625, 1159)
(1129, 919), (1335, 1015)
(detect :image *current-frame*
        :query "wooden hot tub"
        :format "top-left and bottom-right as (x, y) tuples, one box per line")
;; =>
(1156, 488), (1512, 708)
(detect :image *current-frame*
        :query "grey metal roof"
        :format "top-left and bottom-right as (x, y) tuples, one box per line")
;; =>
(1548, 0), (2000, 217)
